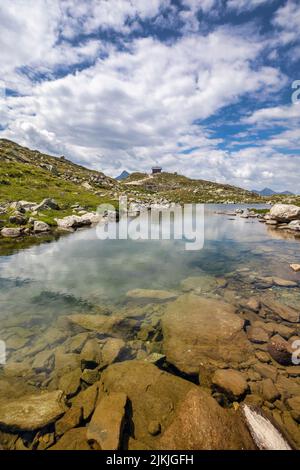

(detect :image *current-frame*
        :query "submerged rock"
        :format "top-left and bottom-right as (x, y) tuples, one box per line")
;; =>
(100, 360), (255, 450)
(161, 294), (253, 375)
(157, 389), (255, 450)
(55, 406), (82, 436)
(212, 369), (249, 401)
(58, 369), (81, 398)
(101, 338), (126, 366)
(87, 392), (127, 450)
(67, 313), (122, 335)
(247, 326), (269, 344)
(0, 391), (67, 431)
(80, 339), (102, 369)
(71, 382), (99, 421)
(180, 275), (219, 294)
(260, 379), (281, 403)
(49, 428), (90, 450)
(126, 289), (178, 302)
(287, 397), (300, 423)
(263, 299), (300, 323)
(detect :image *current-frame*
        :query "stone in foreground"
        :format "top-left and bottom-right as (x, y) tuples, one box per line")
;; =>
(0, 391), (67, 431)
(87, 392), (127, 450)
(157, 389), (255, 450)
(161, 294), (252, 375)
(100, 361), (256, 449)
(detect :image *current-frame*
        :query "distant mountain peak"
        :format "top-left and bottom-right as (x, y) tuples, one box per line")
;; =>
(252, 187), (294, 197)
(116, 170), (130, 181)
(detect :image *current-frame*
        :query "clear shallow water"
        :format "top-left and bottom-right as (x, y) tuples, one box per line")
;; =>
(0, 204), (300, 323)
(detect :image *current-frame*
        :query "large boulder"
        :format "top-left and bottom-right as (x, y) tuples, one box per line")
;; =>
(0, 391), (67, 431)
(157, 389), (255, 450)
(269, 204), (300, 222)
(100, 361), (255, 450)
(161, 295), (253, 375)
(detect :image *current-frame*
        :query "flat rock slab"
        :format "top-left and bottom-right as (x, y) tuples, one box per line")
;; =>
(262, 299), (300, 323)
(0, 391), (67, 431)
(180, 275), (220, 294)
(126, 289), (178, 302)
(87, 392), (127, 450)
(67, 314), (122, 335)
(212, 369), (249, 400)
(100, 360), (194, 448)
(161, 294), (253, 375)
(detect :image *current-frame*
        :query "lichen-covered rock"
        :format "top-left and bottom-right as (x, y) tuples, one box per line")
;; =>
(269, 204), (300, 222)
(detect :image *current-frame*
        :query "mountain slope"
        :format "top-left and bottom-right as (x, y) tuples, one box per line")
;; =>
(121, 172), (262, 203)
(252, 188), (294, 197)
(0, 138), (117, 192)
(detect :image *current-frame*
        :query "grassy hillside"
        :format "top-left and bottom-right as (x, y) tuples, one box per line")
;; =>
(0, 139), (117, 229)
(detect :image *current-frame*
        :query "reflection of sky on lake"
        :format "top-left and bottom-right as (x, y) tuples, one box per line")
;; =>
(0, 205), (300, 319)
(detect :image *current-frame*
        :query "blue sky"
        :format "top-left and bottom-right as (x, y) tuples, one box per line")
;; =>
(0, 0), (299, 192)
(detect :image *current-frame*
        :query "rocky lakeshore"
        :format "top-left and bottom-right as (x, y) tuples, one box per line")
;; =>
(0, 270), (300, 450)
